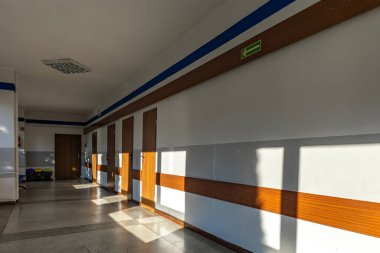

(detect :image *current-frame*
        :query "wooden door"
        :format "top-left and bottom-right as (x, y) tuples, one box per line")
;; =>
(107, 124), (116, 191)
(55, 134), (81, 180)
(141, 108), (157, 210)
(55, 135), (65, 180)
(122, 117), (134, 198)
(91, 132), (97, 181)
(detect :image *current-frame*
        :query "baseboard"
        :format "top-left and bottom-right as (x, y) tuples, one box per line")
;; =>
(130, 199), (141, 206)
(0, 201), (16, 205)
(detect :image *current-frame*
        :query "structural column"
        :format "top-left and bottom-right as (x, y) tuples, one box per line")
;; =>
(0, 69), (18, 203)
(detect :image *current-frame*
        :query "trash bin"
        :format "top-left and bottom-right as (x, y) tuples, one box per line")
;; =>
(34, 168), (44, 181)
(26, 168), (35, 181)
(43, 168), (53, 181)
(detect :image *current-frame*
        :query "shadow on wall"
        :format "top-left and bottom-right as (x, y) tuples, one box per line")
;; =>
(156, 143), (269, 253)
(155, 133), (380, 253)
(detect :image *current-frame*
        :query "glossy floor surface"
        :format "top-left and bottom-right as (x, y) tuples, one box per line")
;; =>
(0, 179), (233, 253)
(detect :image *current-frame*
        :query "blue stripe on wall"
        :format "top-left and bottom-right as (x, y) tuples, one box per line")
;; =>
(85, 0), (295, 126)
(18, 118), (85, 126)
(0, 82), (16, 92)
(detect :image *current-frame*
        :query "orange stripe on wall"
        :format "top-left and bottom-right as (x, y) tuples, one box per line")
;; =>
(156, 173), (380, 238)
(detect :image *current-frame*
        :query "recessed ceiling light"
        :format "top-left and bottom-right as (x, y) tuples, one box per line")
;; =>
(42, 58), (91, 74)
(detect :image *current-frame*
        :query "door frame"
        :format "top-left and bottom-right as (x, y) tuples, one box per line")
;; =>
(122, 116), (134, 198)
(107, 124), (116, 191)
(91, 132), (98, 182)
(141, 108), (157, 210)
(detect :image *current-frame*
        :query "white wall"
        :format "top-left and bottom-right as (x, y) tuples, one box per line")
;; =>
(0, 68), (18, 202)
(81, 131), (92, 180)
(85, 3), (380, 253)
(27, 111), (84, 122)
(24, 124), (82, 152)
(156, 7), (380, 253)
(18, 109), (26, 178)
(24, 122), (82, 180)
(88, 0), (319, 120)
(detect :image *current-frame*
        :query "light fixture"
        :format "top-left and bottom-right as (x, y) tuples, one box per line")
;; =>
(42, 58), (91, 74)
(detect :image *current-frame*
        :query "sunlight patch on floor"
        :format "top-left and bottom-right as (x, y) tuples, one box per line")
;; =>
(73, 183), (99, 189)
(121, 224), (160, 243)
(136, 216), (167, 224)
(108, 209), (160, 243)
(91, 195), (127, 205)
(108, 210), (134, 222)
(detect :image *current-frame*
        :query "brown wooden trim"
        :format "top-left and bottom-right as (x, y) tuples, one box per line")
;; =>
(156, 173), (380, 239)
(131, 169), (141, 180)
(114, 167), (121, 176)
(84, 0), (380, 134)
(91, 132), (98, 180)
(156, 173), (184, 191)
(97, 165), (108, 172)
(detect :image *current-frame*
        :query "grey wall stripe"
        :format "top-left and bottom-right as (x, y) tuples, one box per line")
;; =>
(155, 133), (380, 191)
(26, 151), (55, 167)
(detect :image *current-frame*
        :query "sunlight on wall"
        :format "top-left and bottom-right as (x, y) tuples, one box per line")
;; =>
(0, 125), (8, 134)
(133, 179), (141, 201)
(256, 147), (284, 189)
(115, 175), (122, 193)
(97, 154), (103, 165)
(97, 171), (107, 186)
(296, 217), (380, 253)
(73, 183), (98, 189)
(261, 210), (281, 250)
(160, 150), (187, 175)
(156, 186), (185, 214)
(118, 152), (122, 167)
(299, 143), (380, 202)
(92, 195), (127, 205)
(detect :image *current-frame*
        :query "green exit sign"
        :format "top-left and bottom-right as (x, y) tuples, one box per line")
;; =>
(241, 40), (262, 60)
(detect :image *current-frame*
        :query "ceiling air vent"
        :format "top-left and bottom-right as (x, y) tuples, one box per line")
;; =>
(42, 58), (91, 74)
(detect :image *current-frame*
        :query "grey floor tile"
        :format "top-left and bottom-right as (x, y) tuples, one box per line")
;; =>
(0, 180), (233, 253)
(0, 205), (14, 234)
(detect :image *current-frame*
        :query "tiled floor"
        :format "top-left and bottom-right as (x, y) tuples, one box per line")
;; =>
(0, 179), (233, 253)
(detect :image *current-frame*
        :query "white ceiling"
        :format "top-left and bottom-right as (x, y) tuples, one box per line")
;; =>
(0, 0), (225, 115)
